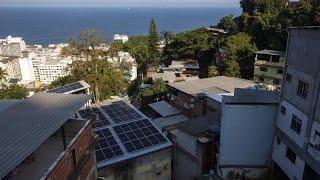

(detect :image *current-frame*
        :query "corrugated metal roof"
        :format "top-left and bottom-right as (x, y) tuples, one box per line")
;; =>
(255, 49), (285, 56)
(168, 76), (255, 95)
(0, 92), (91, 179)
(0, 100), (20, 112)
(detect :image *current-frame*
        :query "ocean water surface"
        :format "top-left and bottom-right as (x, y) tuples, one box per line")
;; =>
(0, 7), (241, 45)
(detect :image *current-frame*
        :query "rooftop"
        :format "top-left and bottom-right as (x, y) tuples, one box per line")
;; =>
(148, 101), (181, 118)
(175, 116), (215, 136)
(255, 49), (285, 56)
(168, 76), (255, 96)
(47, 80), (91, 94)
(0, 92), (91, 179)
(77, 101), (172, 169)
(222, 88), (280, 104)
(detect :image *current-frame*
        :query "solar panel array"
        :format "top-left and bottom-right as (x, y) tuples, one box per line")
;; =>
(78, 101), (170, 166)
(48, 82), (84, 93)
(113, 119), (167, 153)
(95, 128), (123, 161)
(78, 108), (110, 128)
(101, 101), (143, 123)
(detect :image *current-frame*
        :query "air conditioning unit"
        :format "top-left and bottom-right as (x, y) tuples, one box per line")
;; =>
(190, 98), (195, 103)
(190, 104), (195, 108)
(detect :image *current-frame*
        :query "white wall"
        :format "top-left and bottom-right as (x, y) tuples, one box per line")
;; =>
(18, 58), (35, 81)
(276, 100), (308, 148)
(272, 139), (305, 180)
(219, 104), (277, 166)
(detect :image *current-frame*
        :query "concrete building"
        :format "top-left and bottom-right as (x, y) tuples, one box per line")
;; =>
(253, 49), (285, 90)
(168, 76), (256, 118)
(0, 36), (27, 57)
(18, 57), (35, 81)
(272, 27), (320, 180)
(39, 59), (72, 84)
(77, 101), (172, 180)
(113, 34), (129, 43)
(0, 92), (97, 180)
(0, 56), (21, 80)
(218, 89), (279, 178)
(167, 118), (217, 180)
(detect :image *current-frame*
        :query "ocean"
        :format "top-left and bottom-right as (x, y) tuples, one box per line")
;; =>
(0, 7), (241, 45)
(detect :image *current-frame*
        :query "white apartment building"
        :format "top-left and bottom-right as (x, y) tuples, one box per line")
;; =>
(272, 27), (320, 180)
(38, 59), (72, 84)
(0, 57), (21, 80)
(113, 34), (129, 43)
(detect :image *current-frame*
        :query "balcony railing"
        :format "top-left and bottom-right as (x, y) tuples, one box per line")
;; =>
(255, 60), (285, 68)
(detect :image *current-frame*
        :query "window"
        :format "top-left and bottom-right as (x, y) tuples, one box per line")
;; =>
(286, 147), (296, 164)
(277, 69), (284, 75)
(273, 79), (280, 85)
(297, 80), (309, 98)
(260, 67), (268, 72)
(280, 106), (286, 115)
(290, 115), (302, 135)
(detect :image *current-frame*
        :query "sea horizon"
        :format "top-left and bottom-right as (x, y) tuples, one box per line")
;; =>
(0, 6), (241, 45)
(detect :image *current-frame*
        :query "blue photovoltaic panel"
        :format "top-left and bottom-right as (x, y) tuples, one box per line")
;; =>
(101, 101), (142, 123)
(94, 128), (124, 162)
(47, 82), (84, 93)
(78, 108), (110, 128)
(113, 119), (168, 153)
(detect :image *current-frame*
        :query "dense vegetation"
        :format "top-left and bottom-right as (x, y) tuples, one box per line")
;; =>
(0, 84), (28, 100)
(50, 0), (320, 102)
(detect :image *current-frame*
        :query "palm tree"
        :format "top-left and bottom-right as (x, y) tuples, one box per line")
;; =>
(0, 67), (7, 81)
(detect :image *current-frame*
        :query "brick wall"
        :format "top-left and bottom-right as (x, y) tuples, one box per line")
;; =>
(44, 122), (97, 180)
(171, 91), (206, 118)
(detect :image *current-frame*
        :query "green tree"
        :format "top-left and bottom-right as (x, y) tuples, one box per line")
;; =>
(124, 36), (150, 73)
(161, 31), (174, 46)
(0, 84), (28, 100)
(52, 29), (129, 102)
(0, 67), (7, 82)
(222, 33), (257, 79)
(208, 65), (219, 77)
(162, 28), (217, 76)
(216, 15), (237, 33)
(148, 18), (160, 67)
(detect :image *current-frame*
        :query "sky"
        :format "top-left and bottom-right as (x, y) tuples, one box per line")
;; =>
(0, 0), (239, 7)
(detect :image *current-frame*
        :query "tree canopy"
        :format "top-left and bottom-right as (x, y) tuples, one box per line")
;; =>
(0, 84), (28, 100)
(148, 19), (160, 67)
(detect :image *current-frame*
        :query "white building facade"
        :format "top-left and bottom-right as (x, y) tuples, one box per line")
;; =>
(272, 27), (320, 180)
(38, 59), (72, 84)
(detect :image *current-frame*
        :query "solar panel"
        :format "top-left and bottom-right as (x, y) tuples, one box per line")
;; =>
(48, 82), (84, 93)
(78, 108), (110, 128)
(101, 101), (143, 123)
(113, 119), (167, 153)
(94, 128), (124, 162)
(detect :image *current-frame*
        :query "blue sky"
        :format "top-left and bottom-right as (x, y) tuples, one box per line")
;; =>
(0, 0), (239, 7)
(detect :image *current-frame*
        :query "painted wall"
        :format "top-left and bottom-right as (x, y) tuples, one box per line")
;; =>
(98, 148), (171, 180)
(272, 138), (305, 180)
(219, 104), (277, 167)
(276, 100), (309, 148)
(18, 58), (35, 81)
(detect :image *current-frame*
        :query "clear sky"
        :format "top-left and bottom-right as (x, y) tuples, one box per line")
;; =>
(0, 0), (239, 7)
